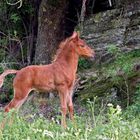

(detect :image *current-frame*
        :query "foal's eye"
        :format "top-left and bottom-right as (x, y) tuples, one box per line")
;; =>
(81, 45), (85, 48)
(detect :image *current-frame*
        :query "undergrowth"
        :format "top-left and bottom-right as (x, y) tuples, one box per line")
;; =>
(0, 64), (17, 103)
(104, 45), (140, 77)
(0, 98), (140, 140)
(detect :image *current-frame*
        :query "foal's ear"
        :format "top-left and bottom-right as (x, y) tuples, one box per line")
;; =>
(71, 31), (79, 41)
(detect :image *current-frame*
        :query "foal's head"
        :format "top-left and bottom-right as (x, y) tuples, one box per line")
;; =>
(53, 32), (95, 62)
(70, 32), (95, 58)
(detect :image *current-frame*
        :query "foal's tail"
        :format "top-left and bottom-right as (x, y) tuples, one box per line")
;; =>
(0, 70), (18, 88)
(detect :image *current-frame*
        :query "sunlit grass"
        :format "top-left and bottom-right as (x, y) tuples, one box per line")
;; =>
(0, 101), (140, 140)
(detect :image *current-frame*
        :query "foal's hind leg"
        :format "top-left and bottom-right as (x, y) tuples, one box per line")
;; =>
(2, 87), (30, 128)
(5, 97), (27, 112)
(4, 87), (30, 112)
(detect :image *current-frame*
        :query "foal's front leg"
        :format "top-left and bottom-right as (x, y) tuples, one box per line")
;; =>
(67, 90), (74, 121)
(68, 99), (74, 121)
(58, 86), (68, 128)
(67, 82), (76, 121)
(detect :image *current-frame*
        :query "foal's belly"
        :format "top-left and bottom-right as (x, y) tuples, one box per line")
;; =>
(33, 80), (55, 92)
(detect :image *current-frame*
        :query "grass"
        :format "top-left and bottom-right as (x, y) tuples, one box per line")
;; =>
(0, 100), (140, 140)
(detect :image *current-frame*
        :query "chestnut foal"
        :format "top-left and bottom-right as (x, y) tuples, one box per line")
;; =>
(0, 32), (95, 127)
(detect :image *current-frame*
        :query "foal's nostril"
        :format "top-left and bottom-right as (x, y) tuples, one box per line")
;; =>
(90, 52), (96, 61)
(90, 57), (95, 61)
(92, 52), (95, 57)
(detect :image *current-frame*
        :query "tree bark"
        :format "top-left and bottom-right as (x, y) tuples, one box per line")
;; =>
(35, 0), (68, 64)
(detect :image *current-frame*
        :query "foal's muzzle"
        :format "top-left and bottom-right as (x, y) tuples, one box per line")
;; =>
(90, 52), (96, 61)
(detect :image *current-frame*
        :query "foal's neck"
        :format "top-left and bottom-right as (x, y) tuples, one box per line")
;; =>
(54, 45), (79, 73)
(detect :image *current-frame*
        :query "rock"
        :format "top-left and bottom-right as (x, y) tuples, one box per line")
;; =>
(81, 1), (140, 65)
(75, 67), (140, 107)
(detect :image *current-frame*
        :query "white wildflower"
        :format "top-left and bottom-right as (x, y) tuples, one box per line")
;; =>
(43, 130), (54, 138)
(116, 105), (122, 114)
(107, 103), (113, 107)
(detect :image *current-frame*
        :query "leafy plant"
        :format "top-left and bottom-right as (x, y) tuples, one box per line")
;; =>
(124, 84), (140, 119)
(105, 45), (140, 77)
(78, 58), (92, 70)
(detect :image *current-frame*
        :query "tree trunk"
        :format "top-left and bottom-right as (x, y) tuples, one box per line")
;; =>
(26, 0), (41, 65)
(35, 0), (68, 64)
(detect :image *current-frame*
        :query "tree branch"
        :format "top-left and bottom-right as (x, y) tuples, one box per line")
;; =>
(6, 0), (23, 9)
(79, 0), (87, 32)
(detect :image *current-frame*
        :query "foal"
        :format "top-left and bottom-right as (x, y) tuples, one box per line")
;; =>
(0, 32), (95, 127)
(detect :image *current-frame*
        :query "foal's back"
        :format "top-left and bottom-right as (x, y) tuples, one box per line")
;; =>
(13, 64), (55, 91)
(13, 62), (72, 92)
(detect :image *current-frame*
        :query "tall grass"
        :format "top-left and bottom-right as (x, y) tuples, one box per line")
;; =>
(0, 101), (140, 140)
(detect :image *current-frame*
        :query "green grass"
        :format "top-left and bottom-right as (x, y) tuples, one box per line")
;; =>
(0, 102), (140, 140)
